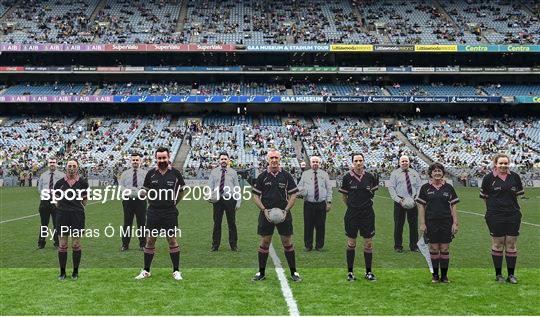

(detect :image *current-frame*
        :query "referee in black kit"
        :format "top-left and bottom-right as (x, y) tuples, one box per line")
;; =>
(251, 149), (302, 282)
(339, 153), (378, 282)
(119, 153), (147, 251)
(208, 152), (240, 251)
(416, 163), (459, 283)
(298, 156), (332, 251)
(135, 147), (186, 281)
(53, 159), (89, 280)
(480, 153), (524, 284)
(37, 157), (64, 249)
(388, 155), (422, 252)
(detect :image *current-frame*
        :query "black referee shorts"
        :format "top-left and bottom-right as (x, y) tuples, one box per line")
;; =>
(56, 210), (85, 237)
(485, 212), (521, 237)
(258, 210), (293, 236)
(344, 208), (375, 239)
(425, 217), (453, 244)
(145, 212), (179, 231)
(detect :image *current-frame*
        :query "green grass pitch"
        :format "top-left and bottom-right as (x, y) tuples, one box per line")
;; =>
(1, 186), (539, 315)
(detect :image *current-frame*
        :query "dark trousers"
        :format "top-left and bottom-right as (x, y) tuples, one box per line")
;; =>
(212, 199), (238, 248)
(394, 202), (418, 250)
(122, 199), (147, 248)
(38, 201), (58, 246)
(212, 199), (238, 249)
(303, 201), (327, 249)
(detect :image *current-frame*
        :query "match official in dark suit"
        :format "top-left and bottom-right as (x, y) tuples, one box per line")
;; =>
(298, 156), (333, 251)
(208, 152), (240, 251)
(119, 153), (147, 251)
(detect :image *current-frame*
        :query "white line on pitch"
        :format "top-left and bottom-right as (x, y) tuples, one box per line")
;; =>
(374, 194), (540, 228)
(269, 242), (300, 317)
(0, 201), (101, 224)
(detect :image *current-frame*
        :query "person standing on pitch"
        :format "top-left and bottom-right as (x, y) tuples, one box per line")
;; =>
(119, 153), (148, 251)
(339, 153), (378, 282)
(480, 153), (524, 284)
(388, 155), (422, 252)
(135, 147), (186, 281)
(208, 152), (240, 251)
(251, 150), (301, 282)
(298, 156), (332, 251)
(53, 159), (89, 280)
(417, 163), (459, 283)
(37, 157), (64, 249)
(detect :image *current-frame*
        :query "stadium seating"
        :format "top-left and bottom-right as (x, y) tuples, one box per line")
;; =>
(2, 0), (100, 44)
(1, 115), (539, 183)
(482, 84), (540, 97)
(301, 117), (430, 178)
(293, 83), (383, 96)
(1, 83), (96, 96)
(0, 116), (81, 179)
(402, 117), (540, 179)
(1, 0), (538, 44)
(2, 83), (539, 98)
(98, 82), (191, 95)
(183, 115), (300, 179)
(76, 115), (184, 179)
(386, 83), (481, 96)
(94, 0), (181, 44)
(440, 0), (540, 44)
(196, 83), (287, 95)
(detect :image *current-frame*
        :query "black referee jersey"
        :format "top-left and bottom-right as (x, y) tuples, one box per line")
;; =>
(252, 168), (299, 209)
(53, 176), (89, 213)
(143, 167), (185, 216)
(480, 171), (524, 215)
(339, 170), (379, 212)
(416, 181), (459, 219)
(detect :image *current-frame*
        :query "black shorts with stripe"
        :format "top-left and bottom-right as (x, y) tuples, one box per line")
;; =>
(258, 211), (293, 236)
(344, 208), (375, 239)
(145, 212), (179, 231)
(425, 217), (453, 244)
(55, 210), (85, 237)
(485, 212), (521, 237)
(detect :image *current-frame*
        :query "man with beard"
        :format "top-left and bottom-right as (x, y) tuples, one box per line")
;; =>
(135, 147), (186, 281)
(119, 153), (148, 251)
(208, 152), (240, 251)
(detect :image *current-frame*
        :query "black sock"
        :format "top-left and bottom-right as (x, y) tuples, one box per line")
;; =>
(346, 246), (355, 273)
(284, 245), (296, 275)
(72, 247), (81, 274)
(258, 246), (269, 275)
(440, 252), (450, 277)
(491, 249), (503, 276)
(169, 245), (180, 272)
(58, 246), (67, 275)
(364, 248), (373, 273)
(144, 247), (155, 272)
(430, 252), (440, 276)
(505, 251), (517, 276)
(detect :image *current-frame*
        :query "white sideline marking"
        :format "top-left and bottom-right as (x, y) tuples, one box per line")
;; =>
(269, 243), (300, 316)
(0, 201), (100, 224)
(374, 194), (540, 228)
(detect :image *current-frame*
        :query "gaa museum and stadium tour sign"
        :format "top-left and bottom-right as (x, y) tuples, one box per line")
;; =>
(1, 44), (539, 53)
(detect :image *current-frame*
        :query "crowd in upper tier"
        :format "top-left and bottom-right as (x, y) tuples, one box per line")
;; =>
(1, 0), (539, 45)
